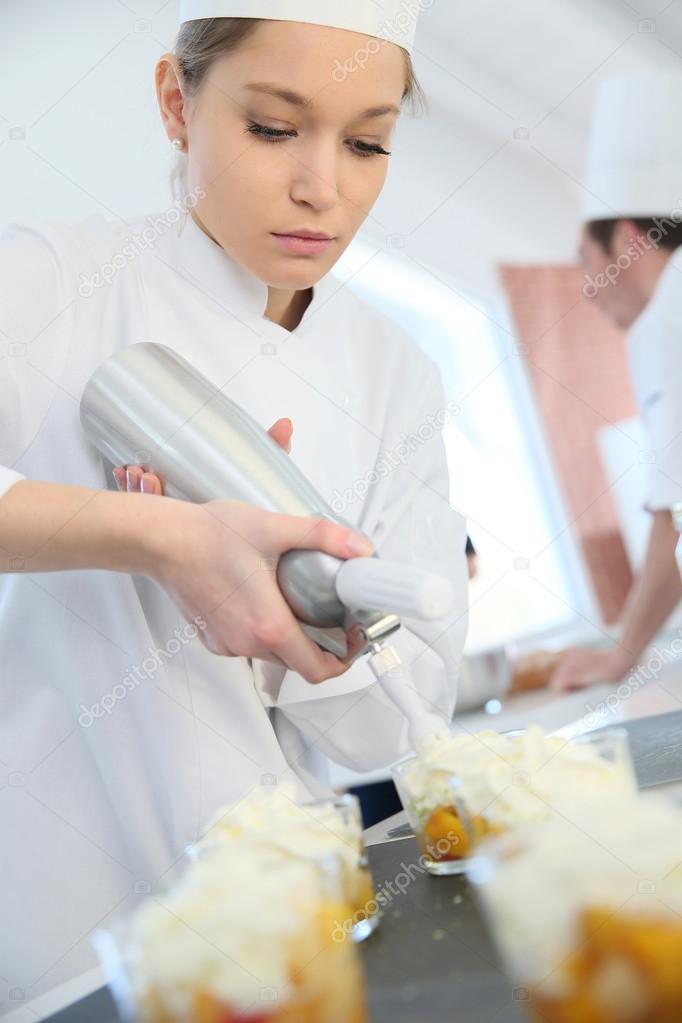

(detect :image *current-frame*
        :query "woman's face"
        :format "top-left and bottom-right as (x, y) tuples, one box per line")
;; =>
(160, 20), (406, 290)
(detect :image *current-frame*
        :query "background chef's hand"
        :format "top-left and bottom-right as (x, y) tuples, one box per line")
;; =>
(549, 645), (630, 692)
(151, 498), (372, 683)
(113, 417), (294, 494)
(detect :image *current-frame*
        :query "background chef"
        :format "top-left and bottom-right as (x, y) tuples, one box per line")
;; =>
(552, 72), (682, 690)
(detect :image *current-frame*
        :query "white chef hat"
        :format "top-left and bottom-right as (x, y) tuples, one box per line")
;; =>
(582, 72), (682, 223)
(178, 0), (421, 55)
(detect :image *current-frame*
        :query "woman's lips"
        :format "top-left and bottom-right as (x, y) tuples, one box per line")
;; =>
(271, 233), (334, 256)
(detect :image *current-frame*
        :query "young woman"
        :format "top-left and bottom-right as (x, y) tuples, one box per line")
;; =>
(0, 2), (468, 999)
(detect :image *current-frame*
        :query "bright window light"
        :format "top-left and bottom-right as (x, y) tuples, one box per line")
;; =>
(335, 239), (596, 651)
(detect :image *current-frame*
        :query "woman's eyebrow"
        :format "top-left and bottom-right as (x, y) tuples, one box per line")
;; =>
(242, 82), (400, 118)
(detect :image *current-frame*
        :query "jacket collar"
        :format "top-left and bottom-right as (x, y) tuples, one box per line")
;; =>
(175, 209), (341, 333)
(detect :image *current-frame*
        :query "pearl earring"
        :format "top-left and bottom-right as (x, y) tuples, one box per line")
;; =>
(171, 137), (186, 152)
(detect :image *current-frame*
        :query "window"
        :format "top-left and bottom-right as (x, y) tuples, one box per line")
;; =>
(336, 240), (595, 650)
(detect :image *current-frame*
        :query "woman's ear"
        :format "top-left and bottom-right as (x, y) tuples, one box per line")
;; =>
(155, 54), (186, 144)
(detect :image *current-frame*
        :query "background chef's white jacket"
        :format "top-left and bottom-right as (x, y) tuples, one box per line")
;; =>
(0, 210), (467, 1004)
(627, 246), (682, 511)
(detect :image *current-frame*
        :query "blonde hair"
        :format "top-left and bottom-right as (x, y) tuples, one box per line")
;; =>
(169, 17), (425, 199)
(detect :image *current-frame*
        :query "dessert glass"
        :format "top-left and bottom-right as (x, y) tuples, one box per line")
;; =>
(391, 754), (475, 874)
(391, 726), (636, 875)
(188, 792), (379, 942)
(466, 793), (682, 1023)
(93, 848), (368, 1023)
(303, 793), (379, 942)
(450, 725), (636, 853)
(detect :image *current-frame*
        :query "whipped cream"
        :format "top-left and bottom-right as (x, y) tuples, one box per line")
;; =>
(111, 787), (370, 1016)
(471, 792), (682, 995)
(125, 842), (335, 1016)
(199, 784), (362, 873)
(397, 725), (636, 826)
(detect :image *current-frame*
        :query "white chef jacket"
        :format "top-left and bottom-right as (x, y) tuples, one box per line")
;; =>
(0, 209), (467, 1006)
(627, 245), (682, 511)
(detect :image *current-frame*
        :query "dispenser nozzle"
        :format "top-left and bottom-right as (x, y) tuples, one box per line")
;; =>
(367, 641), (450, 753)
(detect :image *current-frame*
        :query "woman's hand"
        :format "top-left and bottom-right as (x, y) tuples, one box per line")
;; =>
(149, 497), (372, 682)
(113, 418), (293, 495)
(549, 646), (630, 692)
(113, 416), (370, 681)
(0, 473), (369, 682)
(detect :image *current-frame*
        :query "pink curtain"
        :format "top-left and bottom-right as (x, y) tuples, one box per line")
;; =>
(499, 265), (637, 624)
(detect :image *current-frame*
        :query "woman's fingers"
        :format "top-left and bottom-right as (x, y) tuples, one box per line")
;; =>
(267, 417), (293, 454)
(270, 513), (374, 560)
(112, 466), (164, 495)
(342, 626), (367, 665)
(153, 500), (373, 683)
(270, 612), (350, 683)
(140, 472), (163, 495)
(549, 648), (612, 692)
(193, 617), (289, 668)
(126, 466), (143, 492)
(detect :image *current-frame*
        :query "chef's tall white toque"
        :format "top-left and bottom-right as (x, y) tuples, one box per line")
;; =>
(582, 72), (682, 223)
(178, 0), (421, 55)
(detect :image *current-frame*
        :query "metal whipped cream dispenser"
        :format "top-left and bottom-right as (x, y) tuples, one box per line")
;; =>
(80, 342), (459, 751)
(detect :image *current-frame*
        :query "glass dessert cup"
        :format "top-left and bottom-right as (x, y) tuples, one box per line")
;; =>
(391, 726), (636, 876)
(528, 908), (682, 1022)
(188, 792), (379, 943)
(466, 795), (682, 1023)
(391, 756), (474, 875)
(450, 725), (637, 856)
(95, 907), (368, 1023)
(93, 853), (368, 1023)
(565, 725), (636, 777)
(303, 793), (380, 942)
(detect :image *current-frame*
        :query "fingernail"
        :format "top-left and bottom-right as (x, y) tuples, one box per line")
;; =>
(347, 534), (374, 556)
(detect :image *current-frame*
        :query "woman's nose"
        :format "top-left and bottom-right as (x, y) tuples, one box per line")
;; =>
(288, 144), (340, 210)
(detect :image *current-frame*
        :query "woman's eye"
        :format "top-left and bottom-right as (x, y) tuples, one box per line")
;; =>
(348, 140), (391, 159)
(244, 121), (390, 158)
(245, 121), (296, 143)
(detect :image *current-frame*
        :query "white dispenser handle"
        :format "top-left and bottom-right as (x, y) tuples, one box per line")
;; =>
(335, 559), (454, 620)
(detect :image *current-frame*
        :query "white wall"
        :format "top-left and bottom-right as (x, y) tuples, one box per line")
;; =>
(1, 0), (181, 227)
